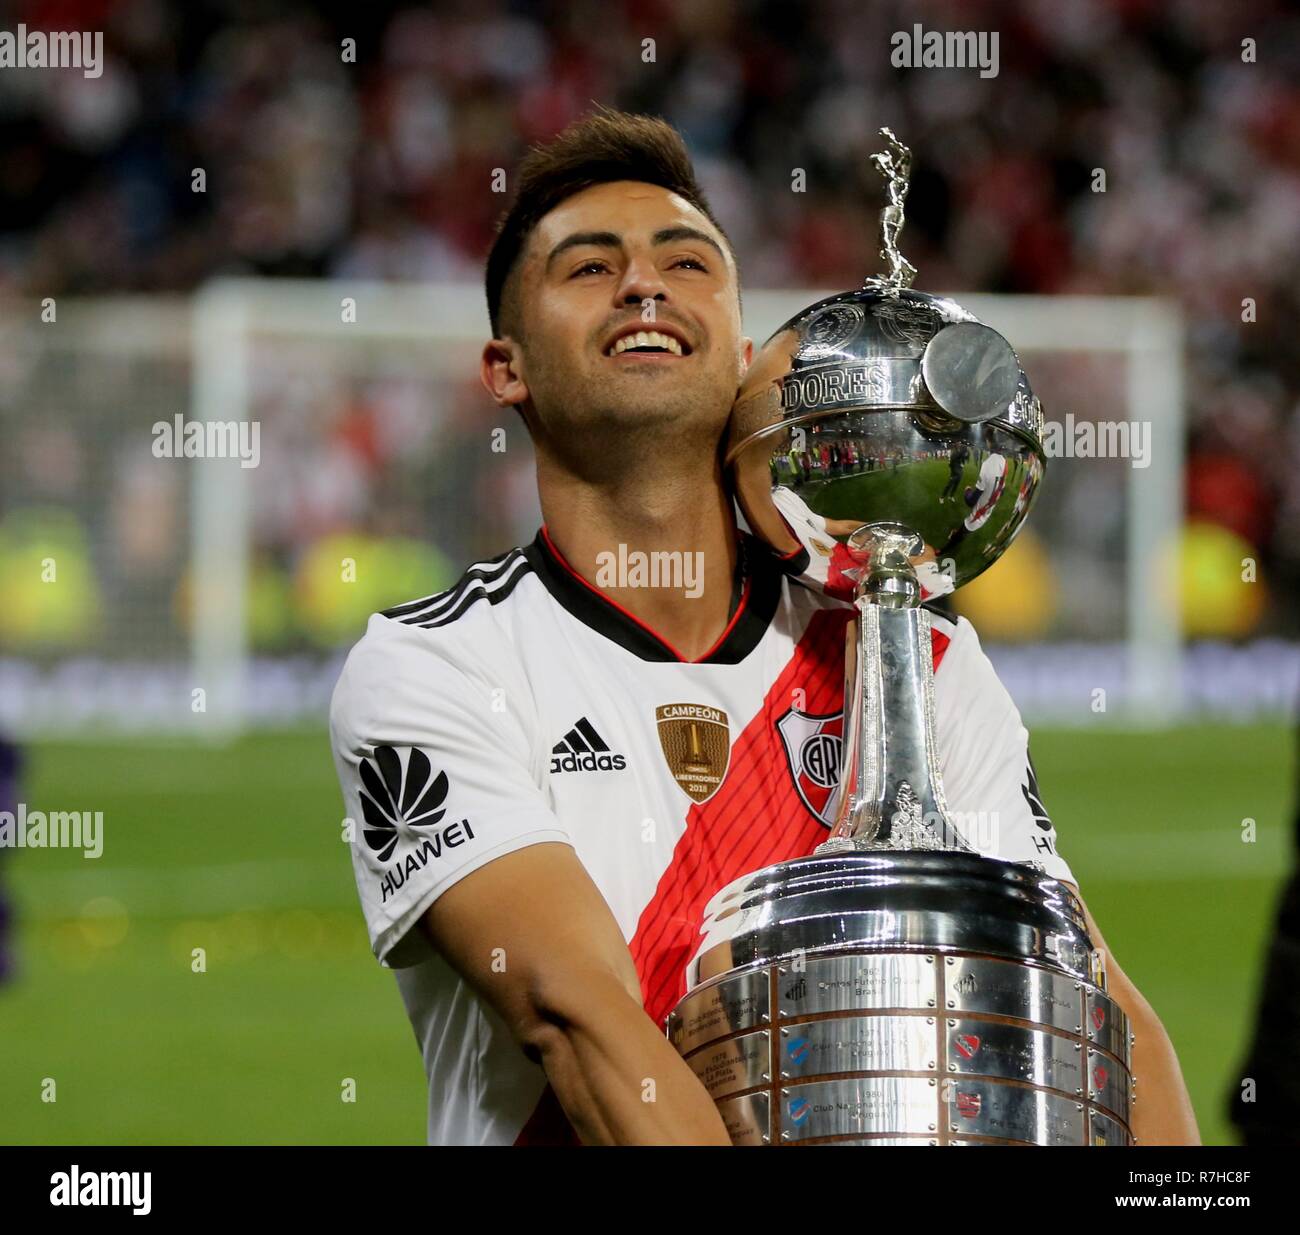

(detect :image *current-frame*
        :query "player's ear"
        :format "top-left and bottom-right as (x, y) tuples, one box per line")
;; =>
(480, 337), (529, 409)
(740, 336), (754, 370)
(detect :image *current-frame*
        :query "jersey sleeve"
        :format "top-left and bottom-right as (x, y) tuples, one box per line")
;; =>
(931, 614), (1075, 885)
(329, 613), (572, 968)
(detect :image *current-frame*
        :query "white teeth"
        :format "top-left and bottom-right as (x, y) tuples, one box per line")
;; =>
(607, 330), (684, 357)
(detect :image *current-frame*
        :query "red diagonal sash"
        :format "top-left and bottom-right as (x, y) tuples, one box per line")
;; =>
(515, 609), (951, 1143)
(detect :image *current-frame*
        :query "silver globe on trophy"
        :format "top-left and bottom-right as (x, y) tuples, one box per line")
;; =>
(666, 130), (1135, 1145)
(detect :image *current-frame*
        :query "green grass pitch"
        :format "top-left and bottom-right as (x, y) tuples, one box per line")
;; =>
(0, 722), (1293, 1145)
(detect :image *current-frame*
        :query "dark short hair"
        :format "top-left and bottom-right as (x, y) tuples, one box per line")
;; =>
(485, 104), (735, 338)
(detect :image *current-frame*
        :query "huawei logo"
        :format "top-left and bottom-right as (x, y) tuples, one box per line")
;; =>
(358, 745), (449, 863)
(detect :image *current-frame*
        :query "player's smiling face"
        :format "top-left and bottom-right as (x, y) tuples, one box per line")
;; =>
(503, 180), (750, 448)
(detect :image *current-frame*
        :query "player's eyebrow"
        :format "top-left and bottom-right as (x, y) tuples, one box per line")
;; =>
(545, 230), (621, 270)
(650, 225), (726, 263)
(544, 226), (726, 271)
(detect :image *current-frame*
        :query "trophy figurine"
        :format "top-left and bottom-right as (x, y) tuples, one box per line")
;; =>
(665, 130), (1135, 1146)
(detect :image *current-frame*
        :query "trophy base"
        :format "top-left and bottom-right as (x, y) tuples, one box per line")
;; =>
(667, 852), (1135, 1146)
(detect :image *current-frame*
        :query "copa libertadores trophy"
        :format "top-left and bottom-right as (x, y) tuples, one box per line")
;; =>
(666, 130), (1135, 1146)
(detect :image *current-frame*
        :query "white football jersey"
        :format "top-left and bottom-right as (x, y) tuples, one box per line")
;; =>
(966, 453), (1009, 530)
(329, 526), (1072, 1146)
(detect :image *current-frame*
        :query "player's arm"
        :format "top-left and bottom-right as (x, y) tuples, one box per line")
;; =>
(417, 842), (731, 1146)
(1067, 890), (1201, 1145)
(330, 617), (728, 1146)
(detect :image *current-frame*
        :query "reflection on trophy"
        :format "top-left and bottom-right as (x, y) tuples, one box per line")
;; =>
(666, 129), (1135, 1145)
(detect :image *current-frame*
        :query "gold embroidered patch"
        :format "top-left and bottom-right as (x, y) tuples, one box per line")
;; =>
(654, 703), (731, 803)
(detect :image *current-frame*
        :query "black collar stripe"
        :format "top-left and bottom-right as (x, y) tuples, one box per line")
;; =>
(521, 527), (782, 665)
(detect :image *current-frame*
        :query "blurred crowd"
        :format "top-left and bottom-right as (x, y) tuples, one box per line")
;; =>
(1, 0), (1297, 632)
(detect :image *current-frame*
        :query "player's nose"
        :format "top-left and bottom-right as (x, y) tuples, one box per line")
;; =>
(613, 254), (670, 308)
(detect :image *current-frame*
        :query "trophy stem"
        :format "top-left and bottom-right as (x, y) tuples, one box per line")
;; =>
(818, 524), (972, 853)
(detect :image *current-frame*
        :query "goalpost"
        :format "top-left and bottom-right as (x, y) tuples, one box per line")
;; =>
(189, 279), (1185, 734)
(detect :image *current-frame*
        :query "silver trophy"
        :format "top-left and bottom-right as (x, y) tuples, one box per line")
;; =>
(667, 130), (1134, 1145)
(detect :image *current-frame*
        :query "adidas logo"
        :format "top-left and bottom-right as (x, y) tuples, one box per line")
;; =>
(550, 718), (627, 774)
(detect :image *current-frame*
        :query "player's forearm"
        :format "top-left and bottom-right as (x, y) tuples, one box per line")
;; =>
(527, 980), (732, 1145)
(1121, 979), (1201, 1145)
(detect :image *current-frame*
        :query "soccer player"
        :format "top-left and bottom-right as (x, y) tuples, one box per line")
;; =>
(329, 107), (1199, 1146)
(939, 450), (1010, 558)
(941, 439), (971, 503)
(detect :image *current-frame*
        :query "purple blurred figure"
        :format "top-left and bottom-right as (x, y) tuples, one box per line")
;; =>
(0, 738), (20, 983)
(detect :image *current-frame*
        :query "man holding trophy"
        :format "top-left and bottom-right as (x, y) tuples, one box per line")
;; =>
(330, 107), (1199, 1146)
